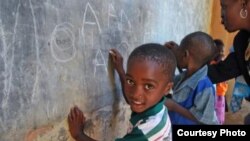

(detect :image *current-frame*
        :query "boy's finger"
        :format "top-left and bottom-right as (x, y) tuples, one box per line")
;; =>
(81, 113), (85, 123)
(109, 50), (115, 56)
(72, 107), (78, 119)
(110, 49), (122, 56)
(164, 43), (173, 49)
(68, 108), (74, 121)
(68, 114), (72, 122)
(109, 50), (117, 61)
(76, 107), (82, 118)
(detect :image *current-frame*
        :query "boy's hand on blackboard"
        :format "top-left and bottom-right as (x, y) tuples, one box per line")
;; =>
(68, 106), (85, 140)
(164, 41), (179, 59)
(109, 49), (125, 75)
(164, 41), (179, 50)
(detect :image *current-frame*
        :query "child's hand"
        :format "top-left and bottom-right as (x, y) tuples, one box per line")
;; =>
(164, 41), (179, 50)
(68, 106), (86, 140)
(109, 49), (125, 74)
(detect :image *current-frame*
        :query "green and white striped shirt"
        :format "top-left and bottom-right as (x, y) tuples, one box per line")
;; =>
(116, 98), (172, 141)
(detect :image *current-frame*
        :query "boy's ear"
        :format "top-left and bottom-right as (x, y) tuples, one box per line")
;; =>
(184, 49), (189, 58)
(164, 82), (174, 94)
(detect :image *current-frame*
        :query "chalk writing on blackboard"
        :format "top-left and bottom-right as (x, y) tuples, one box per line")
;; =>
(46, 102), (58, 119)
(108, 4), (118, 29)
(94, 49), (107, 77)
(120, 10), (132, 33)
(50, 22), (76, 63)
(82, 2), (102, 36)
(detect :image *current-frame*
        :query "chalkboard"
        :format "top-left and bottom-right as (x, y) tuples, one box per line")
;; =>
(0, 0), (212, 140)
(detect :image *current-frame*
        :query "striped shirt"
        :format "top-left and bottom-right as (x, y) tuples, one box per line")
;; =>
(116, 97), (172, 141)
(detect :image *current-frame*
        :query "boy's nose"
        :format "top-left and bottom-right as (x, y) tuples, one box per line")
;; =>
(131, 86), (143, 99)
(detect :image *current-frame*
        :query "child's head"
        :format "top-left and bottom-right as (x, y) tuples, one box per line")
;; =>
(174, 31), (215, 70)
(213, 39), (225, 62)
(125, 43), (176, 113)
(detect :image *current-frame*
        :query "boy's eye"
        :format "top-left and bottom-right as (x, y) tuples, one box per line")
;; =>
(126, 79), (134, 86)
(145, 84), (154, 90)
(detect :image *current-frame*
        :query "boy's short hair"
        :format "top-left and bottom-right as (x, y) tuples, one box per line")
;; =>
(127, 43), (177, 81)
(180, 31), (215, 65)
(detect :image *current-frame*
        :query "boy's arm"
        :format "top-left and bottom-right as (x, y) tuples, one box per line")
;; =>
(165, 98), (200, 123)
(109, 49), (128, 103)
(68, 106), (98, 141)
(190, 85), (218, 124)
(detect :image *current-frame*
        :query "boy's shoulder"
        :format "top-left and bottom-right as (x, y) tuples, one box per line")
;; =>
(191, 65), (209, 80)
(194, 66), (214, 91)
(174, 65), (210, 89)
(195, 75), (214, 92)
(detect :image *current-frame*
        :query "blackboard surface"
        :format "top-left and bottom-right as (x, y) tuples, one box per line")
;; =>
(0, 0), (212, 140)
(0, 0), (170, 140)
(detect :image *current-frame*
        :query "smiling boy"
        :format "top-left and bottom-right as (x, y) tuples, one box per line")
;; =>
(68, 43), (176, 141)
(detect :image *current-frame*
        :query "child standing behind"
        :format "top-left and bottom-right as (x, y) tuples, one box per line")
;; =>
(68, 43), (176, 141)
(210, 39), (228, 124)
(165, 31), (219, 125)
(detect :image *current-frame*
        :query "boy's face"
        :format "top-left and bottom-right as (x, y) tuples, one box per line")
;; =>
(125, 58), (172, 113)
(220, 0), (243, 32)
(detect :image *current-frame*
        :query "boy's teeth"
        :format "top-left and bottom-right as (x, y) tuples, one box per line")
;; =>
(134, 101), (142, 104)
